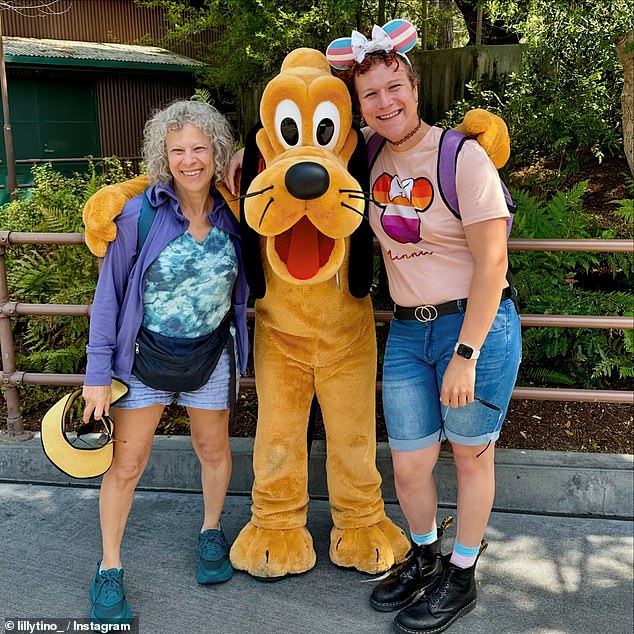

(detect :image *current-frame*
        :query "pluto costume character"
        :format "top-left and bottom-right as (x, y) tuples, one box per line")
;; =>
(82, 50), (510, 580)
(230, 48), (409, 578)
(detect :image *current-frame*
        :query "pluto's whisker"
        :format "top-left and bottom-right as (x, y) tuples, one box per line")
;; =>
(258, 198), (274, 227)
(229, 185), (274, 202)
(343, 190), (379, 203)
(341, 202), (369, 222)
(347, 193), (381, 206)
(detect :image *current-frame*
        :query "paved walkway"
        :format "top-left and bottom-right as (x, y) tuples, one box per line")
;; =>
(1, 482), (632, 634)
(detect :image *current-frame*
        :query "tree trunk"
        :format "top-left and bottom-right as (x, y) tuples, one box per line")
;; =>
(420, 0), (428, 51)
(377, 0), (386, 26)
(616, 30), (634, 175)
(453, 0), (524, 45)
(437, 0), (454, 49)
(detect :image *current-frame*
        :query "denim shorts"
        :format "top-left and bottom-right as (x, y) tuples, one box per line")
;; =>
(113, 347), (237, 411)
(382, 298), (522, 451)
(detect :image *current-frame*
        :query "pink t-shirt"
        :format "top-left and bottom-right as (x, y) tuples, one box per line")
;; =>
(366, 125), (509, 306)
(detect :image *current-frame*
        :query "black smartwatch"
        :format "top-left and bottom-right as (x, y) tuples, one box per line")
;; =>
(454, 342), (480, 360)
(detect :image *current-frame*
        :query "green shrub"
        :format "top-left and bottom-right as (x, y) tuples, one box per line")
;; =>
(440, 2), (631, 173)
(0, 160), (138, 412)
(509, 181), (634, 388)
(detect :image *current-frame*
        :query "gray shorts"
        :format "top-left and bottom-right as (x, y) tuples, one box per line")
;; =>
(113, 347), (237, 411)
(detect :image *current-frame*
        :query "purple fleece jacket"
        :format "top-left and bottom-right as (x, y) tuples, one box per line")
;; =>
(84, 183), (249, 386)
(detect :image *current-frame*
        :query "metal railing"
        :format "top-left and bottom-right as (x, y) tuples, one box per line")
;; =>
(1, 231), (633, 440)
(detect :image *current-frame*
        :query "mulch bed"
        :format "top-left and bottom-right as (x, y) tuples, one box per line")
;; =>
(222, 393), (633, 454)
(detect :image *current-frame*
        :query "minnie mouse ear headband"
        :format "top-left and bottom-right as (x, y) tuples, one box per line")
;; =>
(326, 19), (417, 70)
(41, 379), (128, 479)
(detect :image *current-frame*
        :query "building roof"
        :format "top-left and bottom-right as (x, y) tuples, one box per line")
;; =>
(2, 36), (205, 71)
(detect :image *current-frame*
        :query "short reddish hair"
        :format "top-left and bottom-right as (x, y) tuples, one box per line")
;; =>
(335, 50), (419, 123)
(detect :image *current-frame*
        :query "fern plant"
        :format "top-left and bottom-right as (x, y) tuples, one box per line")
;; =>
(510, 181), (634, 388)
(0, 160), (138, 412)
(603, 175), (634, 279)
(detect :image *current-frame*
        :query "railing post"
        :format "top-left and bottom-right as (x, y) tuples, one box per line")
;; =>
(0, 236), (32, 440)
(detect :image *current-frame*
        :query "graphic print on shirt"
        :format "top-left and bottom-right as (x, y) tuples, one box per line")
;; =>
(372, 172), (434, 244)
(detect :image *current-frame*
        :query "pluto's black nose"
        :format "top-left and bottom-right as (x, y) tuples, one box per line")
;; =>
(285, 162), (330, 200)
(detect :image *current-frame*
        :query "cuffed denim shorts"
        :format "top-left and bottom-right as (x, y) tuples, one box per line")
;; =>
(113, 347), (237, 411)
(382, 298), (522, 451)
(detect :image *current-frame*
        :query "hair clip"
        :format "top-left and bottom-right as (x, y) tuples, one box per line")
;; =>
(326, 19), (418, 70)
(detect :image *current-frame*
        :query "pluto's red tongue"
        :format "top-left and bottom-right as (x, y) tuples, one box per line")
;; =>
(287, 216), (320, 279)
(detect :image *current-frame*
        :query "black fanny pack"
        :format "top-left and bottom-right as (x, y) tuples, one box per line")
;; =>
(132, 314), (230, 392)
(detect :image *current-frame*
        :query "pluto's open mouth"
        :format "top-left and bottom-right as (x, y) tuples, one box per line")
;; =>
(274, 216), (335, 280)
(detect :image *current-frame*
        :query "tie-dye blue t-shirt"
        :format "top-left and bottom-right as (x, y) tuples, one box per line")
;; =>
(142, 226), (238, 338)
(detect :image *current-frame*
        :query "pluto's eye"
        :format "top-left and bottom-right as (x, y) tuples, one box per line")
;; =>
(316, 119), (335, 145)
(313, 102), (340, 150)
(280, 118), (300, 146)
(275, 99), (302, 149)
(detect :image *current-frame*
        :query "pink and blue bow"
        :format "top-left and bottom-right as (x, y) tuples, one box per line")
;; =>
(326, 19), (418, 70)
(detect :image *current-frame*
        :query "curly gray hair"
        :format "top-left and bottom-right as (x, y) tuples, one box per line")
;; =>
(142, 99), (235, 185)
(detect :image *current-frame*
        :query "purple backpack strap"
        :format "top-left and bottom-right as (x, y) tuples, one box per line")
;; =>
(367, 132), (387, 170)
(437, 128), (468, 219)
(370, 127), (516, 236)
(438, 128), (516, 236)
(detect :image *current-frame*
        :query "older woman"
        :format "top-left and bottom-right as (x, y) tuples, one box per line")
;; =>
(82, 99), (248, 625)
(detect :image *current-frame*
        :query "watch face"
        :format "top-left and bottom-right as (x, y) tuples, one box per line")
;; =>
(456, 343), (474, 359)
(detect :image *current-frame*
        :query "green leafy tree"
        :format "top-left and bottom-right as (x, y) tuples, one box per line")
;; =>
(136, 0), (372, 132)
(453, 0), (526, 44)
(443, 0), (633, 170)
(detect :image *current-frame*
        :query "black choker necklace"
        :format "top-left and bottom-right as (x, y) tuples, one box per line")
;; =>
(389, 119), (423, 146)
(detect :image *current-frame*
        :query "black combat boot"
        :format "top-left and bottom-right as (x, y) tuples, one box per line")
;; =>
(394, 540), (488, 634)
(370, 516), (453, 613)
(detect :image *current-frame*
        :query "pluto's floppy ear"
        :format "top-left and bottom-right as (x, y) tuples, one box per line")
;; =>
(347, 126), (374, 299)
(240, 122), (267, 299)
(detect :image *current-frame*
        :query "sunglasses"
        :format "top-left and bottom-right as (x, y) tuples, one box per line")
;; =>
(440, 397), (503, 457)
(69, 414), (121, 450)
(474, 397), (503, 417)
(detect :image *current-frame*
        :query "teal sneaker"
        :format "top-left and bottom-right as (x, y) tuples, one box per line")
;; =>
(90, 563), (133, 625)
(197, 528), (234, 584)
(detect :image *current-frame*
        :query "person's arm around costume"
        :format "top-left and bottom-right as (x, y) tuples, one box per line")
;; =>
(224, 147), (244, 196)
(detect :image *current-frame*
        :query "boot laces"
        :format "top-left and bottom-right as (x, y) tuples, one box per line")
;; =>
(366, 547), (418, 584)
(429, 567), (453, 608)
(399, 543), (431, 583)
(399, 564), (416, 583)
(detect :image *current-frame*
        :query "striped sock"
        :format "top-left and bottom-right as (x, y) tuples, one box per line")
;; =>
(411, 527), (438, 546)
(450, 541), (480, 568)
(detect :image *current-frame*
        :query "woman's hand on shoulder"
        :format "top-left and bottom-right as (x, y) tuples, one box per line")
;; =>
(440, 356), (476, 408)
(82, 385), (112, 422)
